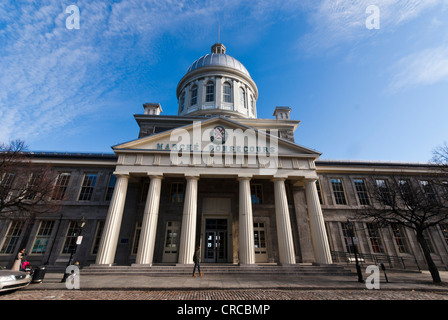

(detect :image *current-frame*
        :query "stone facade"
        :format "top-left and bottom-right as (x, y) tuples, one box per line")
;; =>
(1, 43), (447, 272)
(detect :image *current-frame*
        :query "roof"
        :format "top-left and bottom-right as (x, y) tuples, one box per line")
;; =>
(185, 53), (250, 77)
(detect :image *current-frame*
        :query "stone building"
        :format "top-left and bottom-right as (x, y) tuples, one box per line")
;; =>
(0, 43), (447, 272)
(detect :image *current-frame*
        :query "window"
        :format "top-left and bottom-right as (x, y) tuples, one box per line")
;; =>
(239, 88), (246, 108)
(223, 82), (232, 102)
(32, 221), (55, 254)
(0, 172), (15, 202)
(439, 224), (448, 247)
(191, 85), (198, 106)
(0, 221), (24, 254)
(1, 172), (15, 189)
(205, 81), (214, 102)
(366, 223), (384, 253)
(420, 180), (438, 204)
(442, 181), (448, 196)
(91, 221), (105, 255)
(250, 95), (255, 114)
(78, 173), (97, 201)
(353, 179), (370, 205)
(104, 174), (117, 201)
(315, 179), (324, 205)
(61, 221), (79, 254)
(25, 172), (41, 200)
(170, 182), (184, 203)
(341, 222), (359, 253)
(375, 179), (391, 204)
(251, 184), (263, 204)
(179, 92), (185, 112)
(330, 178), (347, 205)
(391, 224), (409, 253)
(52, 172), (71, 200)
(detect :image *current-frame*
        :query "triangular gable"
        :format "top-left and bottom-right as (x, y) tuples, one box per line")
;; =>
(113, 116), (320, 158)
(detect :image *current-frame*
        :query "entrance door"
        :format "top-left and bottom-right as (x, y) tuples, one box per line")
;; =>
(162, 221), (180, 263)
(204, 219), (227, 263)
(254, 222), (268, 263)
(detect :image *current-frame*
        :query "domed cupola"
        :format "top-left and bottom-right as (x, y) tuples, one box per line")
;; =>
(176, 43), (258, 119)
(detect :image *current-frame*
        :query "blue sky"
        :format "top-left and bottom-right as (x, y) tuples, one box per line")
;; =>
(1, 0), (447, 163)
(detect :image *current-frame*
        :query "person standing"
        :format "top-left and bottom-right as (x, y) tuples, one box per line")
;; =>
(192, 245), (203, 277)
(11, 248), (25, 271)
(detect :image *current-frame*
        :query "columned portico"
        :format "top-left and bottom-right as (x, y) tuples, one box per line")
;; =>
(95, 173), (129, 265)
(135, 175), (163, 265)
(238, 176), (256, 265)
(305, 179), (333, 264)
(177, 175), (199, 265)
(272, 178), (296, 265)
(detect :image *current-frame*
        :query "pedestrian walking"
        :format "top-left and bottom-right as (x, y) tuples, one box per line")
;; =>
(11, 248), (25, 271)
(192, 245), (203, 277)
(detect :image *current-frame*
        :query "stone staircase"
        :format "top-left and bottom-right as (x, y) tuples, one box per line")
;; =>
(80, 263), (354, 277)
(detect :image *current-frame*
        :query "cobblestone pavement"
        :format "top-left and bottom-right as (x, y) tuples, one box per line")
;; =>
(1, 289), (448, 300)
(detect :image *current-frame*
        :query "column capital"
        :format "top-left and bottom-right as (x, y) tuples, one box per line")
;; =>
(237, 175), (252, 181)
(113, 172), (130, 178)
(271, 176), (287, 182)
(184, 174), (200, 180)
(147, 174), (163, 180)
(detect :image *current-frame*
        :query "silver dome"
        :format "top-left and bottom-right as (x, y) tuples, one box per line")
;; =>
(186, 53), (250, 77)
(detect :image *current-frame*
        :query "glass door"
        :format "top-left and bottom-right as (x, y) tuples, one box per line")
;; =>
(254, 222), (268, 263)
(204, 219), (227, 263)
(162, 221), (180, 263)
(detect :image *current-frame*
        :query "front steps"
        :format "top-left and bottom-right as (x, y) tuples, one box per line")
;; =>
(80, 263), (354, 277)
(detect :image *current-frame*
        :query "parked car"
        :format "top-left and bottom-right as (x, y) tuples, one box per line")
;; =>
(0, 270), (32, 292)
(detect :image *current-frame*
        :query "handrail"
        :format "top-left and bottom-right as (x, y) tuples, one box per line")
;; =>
(330, 251), (407, 269)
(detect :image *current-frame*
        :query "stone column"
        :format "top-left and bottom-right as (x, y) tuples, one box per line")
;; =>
(177, 176), (199, 265)
(135, 175), (163, 265)
(273, 178), (296, 265)
(95, 173), (129, 265)
(305, 180), (333, 264)
(238, 176), (256, 265)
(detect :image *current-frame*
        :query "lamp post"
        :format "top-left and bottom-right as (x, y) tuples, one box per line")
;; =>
(61, 217), (86, 283)
(346, 219), (364, 283)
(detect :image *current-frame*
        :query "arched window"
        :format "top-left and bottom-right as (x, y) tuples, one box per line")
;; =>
(191, 85), (198, 106)
(179, 92), (185, 112)
(250, 95), (254, 114)
(239, 87), (246, 108)
(223, 82), (232, 103)
(205, 81), (215, 102)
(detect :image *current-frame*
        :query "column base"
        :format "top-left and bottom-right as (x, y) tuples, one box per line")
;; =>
(131, 263), (153, 267)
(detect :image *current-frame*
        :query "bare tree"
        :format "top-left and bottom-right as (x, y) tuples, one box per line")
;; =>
(432, 142), (448, 168)
(357, 175), (448, 284)
(0, 140), (61, 258)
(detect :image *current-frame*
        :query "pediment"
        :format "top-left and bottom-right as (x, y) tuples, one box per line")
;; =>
(113, 117), (320, 158)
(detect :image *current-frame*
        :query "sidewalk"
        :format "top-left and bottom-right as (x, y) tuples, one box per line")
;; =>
(24, 270), (448, 292)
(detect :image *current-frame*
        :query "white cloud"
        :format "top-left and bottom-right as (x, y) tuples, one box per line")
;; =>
(300, 0), (448, 52)
(388, 45), (448, 91)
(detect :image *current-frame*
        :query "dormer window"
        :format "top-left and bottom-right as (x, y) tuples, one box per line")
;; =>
(206, 81), (215, 102)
